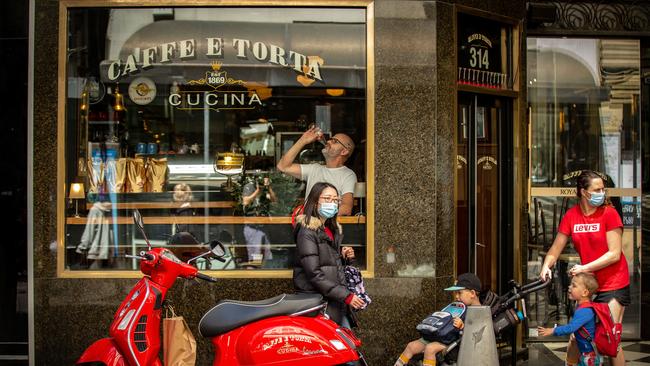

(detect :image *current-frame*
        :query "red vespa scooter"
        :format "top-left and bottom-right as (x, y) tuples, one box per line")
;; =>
(77, 210), (367, 366)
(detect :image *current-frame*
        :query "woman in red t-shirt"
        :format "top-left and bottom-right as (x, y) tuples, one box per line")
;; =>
(540, 170), (628, 366)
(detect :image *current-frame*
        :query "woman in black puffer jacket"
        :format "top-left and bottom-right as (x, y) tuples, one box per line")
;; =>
(293, 182), (366, 328)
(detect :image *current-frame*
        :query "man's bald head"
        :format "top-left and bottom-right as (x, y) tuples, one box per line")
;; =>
(333, 133), (355, 159)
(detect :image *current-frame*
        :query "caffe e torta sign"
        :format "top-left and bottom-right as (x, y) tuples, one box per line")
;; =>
(106, 37), (324, 82)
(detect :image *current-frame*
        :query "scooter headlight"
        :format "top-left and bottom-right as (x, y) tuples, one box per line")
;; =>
(329, 339), (347, 351)
(336, 328), (357, 350)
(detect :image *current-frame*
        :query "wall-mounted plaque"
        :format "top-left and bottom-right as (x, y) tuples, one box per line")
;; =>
(457, 13), (510, 89)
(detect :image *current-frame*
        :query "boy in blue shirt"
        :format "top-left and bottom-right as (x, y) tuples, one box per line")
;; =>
(538, 273), (602, 366)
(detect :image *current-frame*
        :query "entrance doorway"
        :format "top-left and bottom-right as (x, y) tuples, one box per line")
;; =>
(455, 92), (513, 293)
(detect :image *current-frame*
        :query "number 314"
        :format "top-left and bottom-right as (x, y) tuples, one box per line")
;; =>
(469, 46), (489, 69)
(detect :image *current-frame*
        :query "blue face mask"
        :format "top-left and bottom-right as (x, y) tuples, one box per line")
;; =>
(318, 202), (339, 218)
(588, 191), (605, 207)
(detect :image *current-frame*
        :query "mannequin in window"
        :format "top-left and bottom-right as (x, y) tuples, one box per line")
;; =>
(172, 183), (195, 231)
(76, 195), (114, 269)
(168, 183), (200, 261)
(241, 176), (276, 267)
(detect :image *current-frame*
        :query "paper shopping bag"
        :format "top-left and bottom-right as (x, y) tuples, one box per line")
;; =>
(163, 306), (197, 366)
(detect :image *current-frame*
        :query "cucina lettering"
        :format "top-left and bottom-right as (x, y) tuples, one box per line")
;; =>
(168, 92), (262, 111)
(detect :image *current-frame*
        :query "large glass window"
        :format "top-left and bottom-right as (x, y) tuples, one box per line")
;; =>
(61, 7), (369, 274)
(526, 38), (641, 338)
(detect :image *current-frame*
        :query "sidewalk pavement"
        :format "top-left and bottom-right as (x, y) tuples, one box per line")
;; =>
(521, 342), (650, 366)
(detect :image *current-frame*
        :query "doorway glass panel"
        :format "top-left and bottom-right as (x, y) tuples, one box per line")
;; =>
(526, 37), (641, 339)
(456, 93), (501, 291)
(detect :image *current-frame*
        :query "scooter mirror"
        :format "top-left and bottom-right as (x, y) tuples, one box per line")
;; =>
(209, 240), (226, 257)
(132, 209), (152, 250)
(187, 240), (226, 265)
(133, 209), (145, 230)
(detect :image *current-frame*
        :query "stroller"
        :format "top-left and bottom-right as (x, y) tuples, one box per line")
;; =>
(411, 278), (550, 366)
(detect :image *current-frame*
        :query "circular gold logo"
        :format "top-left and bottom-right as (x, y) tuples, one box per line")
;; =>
(128, 77), (156, 105)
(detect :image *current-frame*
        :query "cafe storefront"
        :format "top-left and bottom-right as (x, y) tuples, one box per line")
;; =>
(32, 1), (534, 364)
(59, 6), (371, 276)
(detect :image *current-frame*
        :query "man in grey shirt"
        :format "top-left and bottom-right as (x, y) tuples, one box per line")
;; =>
(277, 126), (356, 215)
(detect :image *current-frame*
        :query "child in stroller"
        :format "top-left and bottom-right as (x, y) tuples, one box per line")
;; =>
(393, 273), (482, 366)
(394, 275), (550, 366)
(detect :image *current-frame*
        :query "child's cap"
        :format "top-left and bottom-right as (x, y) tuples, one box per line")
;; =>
(444, 273), (481, 292)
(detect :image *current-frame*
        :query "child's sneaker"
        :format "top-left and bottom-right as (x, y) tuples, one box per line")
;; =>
(578, 351), (602, 366)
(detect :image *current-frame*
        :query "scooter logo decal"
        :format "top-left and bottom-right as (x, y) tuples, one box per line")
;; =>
(277, 342), (300, 355)
(262, 335), (314, 351)
(302, 347), (327, 356)
(262, 337), (284, 351)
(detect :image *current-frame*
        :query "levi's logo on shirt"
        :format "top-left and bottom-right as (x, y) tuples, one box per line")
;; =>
(573, 223), (600, 233)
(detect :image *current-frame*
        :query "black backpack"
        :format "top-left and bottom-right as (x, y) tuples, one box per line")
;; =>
(416, 302), (467, 344)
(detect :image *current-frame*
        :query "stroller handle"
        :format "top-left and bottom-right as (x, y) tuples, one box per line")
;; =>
(520, 278), (551, 293)
(500, 278), (550, 309)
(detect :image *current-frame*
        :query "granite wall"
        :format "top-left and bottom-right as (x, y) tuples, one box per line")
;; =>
(32, 1), (526, 365)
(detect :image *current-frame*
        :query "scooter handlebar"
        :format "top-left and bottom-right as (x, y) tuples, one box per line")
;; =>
(195, 272), (218, 283)
(126, 252), (156, 261)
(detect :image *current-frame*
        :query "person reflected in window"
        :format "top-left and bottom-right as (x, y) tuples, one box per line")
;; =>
(75, 195), (114, 269)
(277, 125), (356, 215)
(172, 134), (189, 154)
(172, 183), (196, 233)
(293, 182), (364, 328)
(540, 170), (628, 366)
(242, 176), (276, 267)
(168, 183), (200, 261)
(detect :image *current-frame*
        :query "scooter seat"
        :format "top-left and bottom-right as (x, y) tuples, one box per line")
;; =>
(198, 293), (324, 337)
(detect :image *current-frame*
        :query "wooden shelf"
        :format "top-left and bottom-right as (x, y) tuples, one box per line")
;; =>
(66, 215), (366, 225)
(85, 201), (236, 210)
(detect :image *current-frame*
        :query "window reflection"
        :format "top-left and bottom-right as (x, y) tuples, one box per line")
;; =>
(526, 38), (641, 339)
(528, 38), (640, 188)
(64, 7), (368, 272)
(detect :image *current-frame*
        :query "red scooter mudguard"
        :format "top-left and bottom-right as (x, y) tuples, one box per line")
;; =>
(109, 277), (164, 366)
(76, 338), (126, 366)
(211, 314), (361, 366)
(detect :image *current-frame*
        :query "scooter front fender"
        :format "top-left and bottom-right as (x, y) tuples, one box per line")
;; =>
(76, 338), (126, 366)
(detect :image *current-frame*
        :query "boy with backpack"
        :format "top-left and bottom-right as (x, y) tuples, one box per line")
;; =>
(393, 273), (482, 366)
(538, 273), (605, 366)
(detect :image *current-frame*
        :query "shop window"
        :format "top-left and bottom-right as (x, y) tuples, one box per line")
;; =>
(60, 6), (370, 275)
(526, 38), (641, 338)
